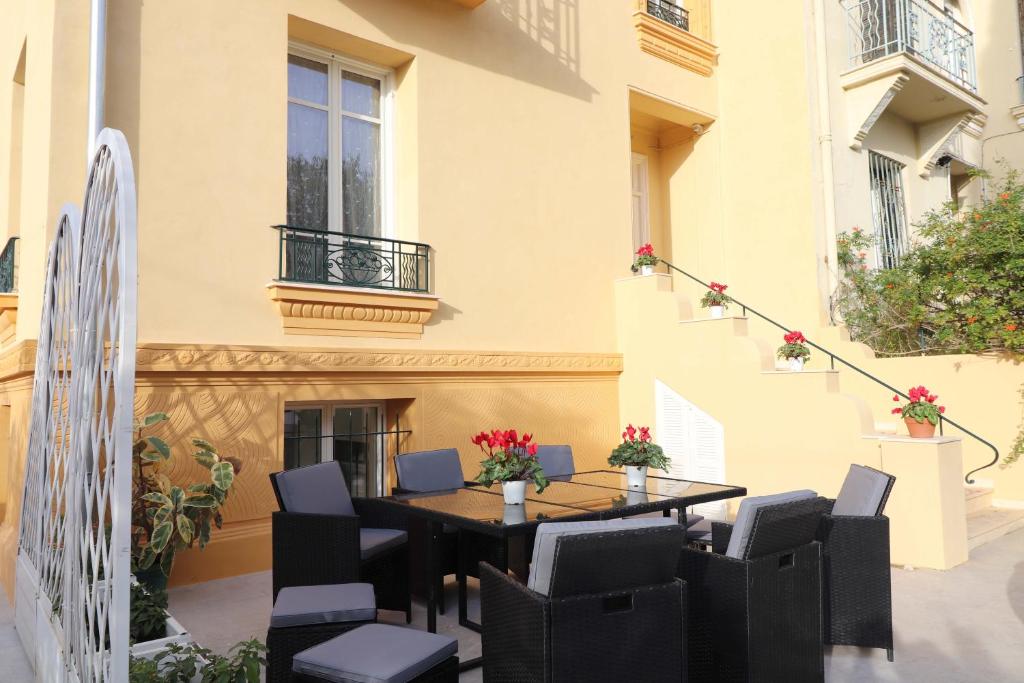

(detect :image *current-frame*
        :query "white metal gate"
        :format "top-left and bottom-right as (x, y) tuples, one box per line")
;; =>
(15, 128), (137, 682)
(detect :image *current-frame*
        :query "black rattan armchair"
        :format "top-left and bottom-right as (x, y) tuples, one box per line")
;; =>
(481, 521), (687, 683)
(270, 461), (411, 621)
(817, 464), (896, 661)
(679, 493), (831, 682)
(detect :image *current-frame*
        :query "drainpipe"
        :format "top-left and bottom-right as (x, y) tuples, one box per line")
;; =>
(813, 0), (840, 321)
(87, 0), (107, 161)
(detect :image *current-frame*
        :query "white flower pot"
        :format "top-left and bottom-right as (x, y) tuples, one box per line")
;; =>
(502, 503), (527, 525)
(640, 265), (654, 276)
(625, 465), (648, 488)
(787, 357), (805, 372)
(627, 489), (650, 506)
(710, 306), (724, 319)
(502, 480), (527, 505)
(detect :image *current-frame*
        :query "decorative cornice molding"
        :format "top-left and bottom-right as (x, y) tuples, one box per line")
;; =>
(632, 3), (716, 77)
(134, 343), (624, 375)
(267, 282), (440, 339)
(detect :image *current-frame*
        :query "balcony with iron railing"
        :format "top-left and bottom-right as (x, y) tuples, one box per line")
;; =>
(645, 0), (689, 31)
(843, 0), (977, 93)
(268, 226), (438, 339)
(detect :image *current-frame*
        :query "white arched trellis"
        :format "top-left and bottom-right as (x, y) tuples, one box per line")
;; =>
(15, 128), (137, 683)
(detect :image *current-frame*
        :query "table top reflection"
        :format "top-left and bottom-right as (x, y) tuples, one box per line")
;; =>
(383, 470), (745, 537)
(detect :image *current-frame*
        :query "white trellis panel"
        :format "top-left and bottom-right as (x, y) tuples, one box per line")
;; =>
(16, 128), (137, 683)
(655, 379), (727, 519)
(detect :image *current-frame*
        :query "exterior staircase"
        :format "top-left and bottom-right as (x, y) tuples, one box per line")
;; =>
(965, 485), (1024, 550)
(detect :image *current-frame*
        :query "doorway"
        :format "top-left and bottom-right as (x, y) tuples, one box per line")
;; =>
(631, 153), (651, 252)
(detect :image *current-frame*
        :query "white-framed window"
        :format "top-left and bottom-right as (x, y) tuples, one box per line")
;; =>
(287, 43), (393, 237)
(868, 151), (909, 269)
(283, 402), (385, 496)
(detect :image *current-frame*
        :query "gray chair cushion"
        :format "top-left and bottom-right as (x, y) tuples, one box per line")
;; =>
(684, 513), (704, 528)
(833, 464), (894, 516)
(271, 583), (376, 628)
(274, 461), (355, 516)
(528, 518), (677, 596)
(725, 489), (817, 559)
(360, 528), (407, 561)
(292, 623), (457, 683)
(394, 449), (465, 492)
(535, 445), (575, 479)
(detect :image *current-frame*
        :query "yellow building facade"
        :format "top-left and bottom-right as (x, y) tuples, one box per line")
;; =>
(0, 0), (1023, 593)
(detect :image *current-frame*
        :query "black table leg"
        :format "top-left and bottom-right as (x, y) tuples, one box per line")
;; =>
(426, 519), (440, 633)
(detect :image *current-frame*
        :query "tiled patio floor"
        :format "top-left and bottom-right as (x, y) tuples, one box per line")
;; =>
(2, 528), (1023, 681)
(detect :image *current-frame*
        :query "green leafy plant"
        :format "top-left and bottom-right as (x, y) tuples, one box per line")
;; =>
(608, 424), (671, 471)
(473, 429), (549, 493)
(777, 331), (811, 362)
(890, 385), (946, 425)
(129, 639), (266, 683)
(130, 583), (169, 644)
(699, 281), (731, 309)
(132, 412), (242, 590)
(831, 169), (1024, 464)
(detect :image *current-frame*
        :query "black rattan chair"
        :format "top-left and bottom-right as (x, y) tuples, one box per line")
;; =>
(393, 448), (471, 613)
(270, 461), (411, 622)
(481, 520), (687, 683)
(679, 492), (831, 682)
(817, 464), (896, 661)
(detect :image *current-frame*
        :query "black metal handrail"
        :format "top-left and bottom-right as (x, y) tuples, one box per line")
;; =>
(660, 259), (1000, 484)
(646, 0), (689, 30)
(0, 237), (18, 293)
(273, 225), (430, 294)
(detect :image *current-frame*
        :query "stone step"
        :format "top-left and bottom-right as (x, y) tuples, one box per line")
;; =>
(964, 485), (993, 515)
(967, 507), (1024, 550)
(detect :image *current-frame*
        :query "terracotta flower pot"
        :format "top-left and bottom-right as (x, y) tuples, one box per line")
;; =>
(904, 417), (936, 438)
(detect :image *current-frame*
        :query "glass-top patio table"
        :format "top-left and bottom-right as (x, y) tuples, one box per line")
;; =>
(375, 469), (746, 669)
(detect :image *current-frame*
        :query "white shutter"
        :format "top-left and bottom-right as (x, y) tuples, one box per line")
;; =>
(655, 380), (727, 519)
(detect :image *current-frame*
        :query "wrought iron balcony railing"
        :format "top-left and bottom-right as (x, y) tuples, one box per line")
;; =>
(0, 237), (18, 293)
(843, 0), (976, 92)
(646, 0), (689, 31)
(274, 225), (430, 294)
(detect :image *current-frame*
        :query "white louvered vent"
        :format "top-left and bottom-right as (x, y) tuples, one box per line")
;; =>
(655, 379), (727, 519)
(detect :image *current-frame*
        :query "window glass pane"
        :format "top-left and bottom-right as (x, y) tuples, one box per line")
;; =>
(288, 55), (328, 105)
(287, 103), (329, 229)
(333, 406), (380, 497)
(341, 71), (381, 118)
(284, 408), (322, 470)
(342, 117), (381, 236)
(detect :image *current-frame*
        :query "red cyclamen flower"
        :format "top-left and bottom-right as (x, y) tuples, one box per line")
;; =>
(783, 331), (806, 344)
(891, 408), (902, 414)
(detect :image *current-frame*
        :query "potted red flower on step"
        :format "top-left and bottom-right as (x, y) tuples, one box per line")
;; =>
(777, 331), (811, 372)
(632, 243), (658, 276)
(891, 386), (945, 438)
(700, 282), (731, 319)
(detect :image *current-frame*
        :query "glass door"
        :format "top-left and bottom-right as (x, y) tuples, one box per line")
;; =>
(283, 402), (384, 496)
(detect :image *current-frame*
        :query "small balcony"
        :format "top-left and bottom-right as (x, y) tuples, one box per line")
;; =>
(843, 0), (977, 93)
(269, 226), (438, 339)
(645, 0), (689, 32)
(274, 225), (430, 294)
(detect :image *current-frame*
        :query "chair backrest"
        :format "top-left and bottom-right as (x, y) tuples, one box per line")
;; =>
(742, 496), (831, 560)
(270, 460), (355, 516)
(725, 489), (817, 559)
(394, 448), (465, 492)
(832, 464), (896, 516)
(528, 518), (679, 596)
(535, 444), (575, 479)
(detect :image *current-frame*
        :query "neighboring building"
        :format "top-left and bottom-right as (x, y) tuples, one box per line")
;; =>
(0, 0), (1022, 592)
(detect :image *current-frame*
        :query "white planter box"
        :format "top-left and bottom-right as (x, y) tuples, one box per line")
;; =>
(130, 612), (192, 659)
